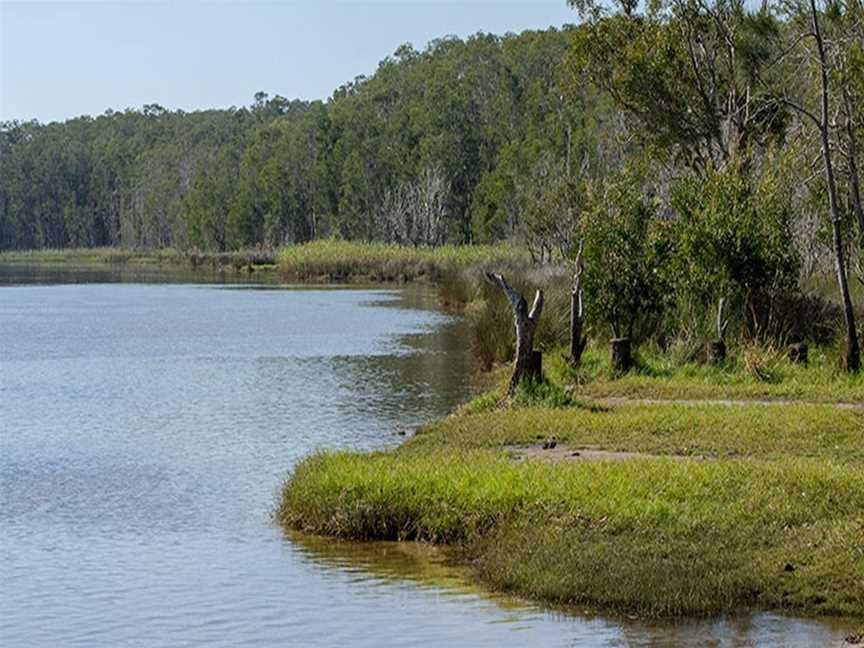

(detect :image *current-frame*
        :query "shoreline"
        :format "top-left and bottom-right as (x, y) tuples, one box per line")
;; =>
(5, 249), (863, 630)
(277, 396), (864, 624)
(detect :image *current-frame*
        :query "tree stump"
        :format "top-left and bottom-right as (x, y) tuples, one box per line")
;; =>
(486, 272), (544, 394)
(788, 342), (808, 365)
(707, 340), (726, 364)
(610, 337), (632, 373)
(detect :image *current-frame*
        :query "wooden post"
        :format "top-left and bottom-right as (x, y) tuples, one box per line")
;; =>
(486, 272), (544, 394)
(707, 340), (726, 364)
(789, 343), (808, 365)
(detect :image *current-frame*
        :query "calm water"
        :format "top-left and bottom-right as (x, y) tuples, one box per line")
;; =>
(0, 265), (856, 647)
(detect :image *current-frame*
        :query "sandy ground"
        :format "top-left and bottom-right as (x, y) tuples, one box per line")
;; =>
(506, 443), (709, 464)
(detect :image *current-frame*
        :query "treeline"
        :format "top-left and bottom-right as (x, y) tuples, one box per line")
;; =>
(0, 28), (602, 252)
(2, 1), (863, 367)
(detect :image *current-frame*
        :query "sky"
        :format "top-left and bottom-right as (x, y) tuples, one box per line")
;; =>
(0, 1), (577, 124)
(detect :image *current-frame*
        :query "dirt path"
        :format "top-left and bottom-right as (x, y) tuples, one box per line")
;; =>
(507, 443), (708, 464)
(592, 396), (864, 410)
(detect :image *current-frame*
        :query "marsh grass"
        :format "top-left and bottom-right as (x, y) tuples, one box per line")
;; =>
(417, 402), (864, 463)
(0, 246), (279, 270)
(277, 240), (527, 284)
(278, 446), (864, 617)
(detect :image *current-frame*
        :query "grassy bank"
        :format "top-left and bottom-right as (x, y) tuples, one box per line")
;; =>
(1, 241), (525, 284)
(545, 345), (864, 404)
(277, 240), (527, 284)
(0, 246), (279, 271)
(278, 397), (864, 619)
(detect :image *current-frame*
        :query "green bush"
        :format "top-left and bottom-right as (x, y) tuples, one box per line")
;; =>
(580, 171), (673, 341)
(669, 163), (800, 341)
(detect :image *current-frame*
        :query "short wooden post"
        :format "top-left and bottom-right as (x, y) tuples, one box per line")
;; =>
(707, 340), (726, 364)
(789, 342), (808, 365)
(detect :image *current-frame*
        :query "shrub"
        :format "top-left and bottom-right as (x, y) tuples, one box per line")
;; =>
(669, 163), (800, 341)
(580, 171), (673, 341)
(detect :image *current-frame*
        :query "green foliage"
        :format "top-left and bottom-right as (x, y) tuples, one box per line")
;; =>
(580, 170), (672, 340)
(669, 163), (801, 338)
(569, 1), (785, 171)
(0, 27), (603, 253)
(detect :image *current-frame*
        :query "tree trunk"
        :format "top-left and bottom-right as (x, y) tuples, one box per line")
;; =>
(569, 239), (587, 366)
(487, 273), (544, 393)
(811, 0), (861, 372)
(709, 297), (729, 364)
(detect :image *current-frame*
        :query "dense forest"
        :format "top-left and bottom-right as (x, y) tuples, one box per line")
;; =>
(0, 27), (593, 252)
(1, 1), (863, 365)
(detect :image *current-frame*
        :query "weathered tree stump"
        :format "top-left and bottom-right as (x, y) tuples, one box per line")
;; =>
(789, 342), (808, 365)
(707, 340), (726, 364)
(610, 337), (632, 373)
(486, 272), (544, 393)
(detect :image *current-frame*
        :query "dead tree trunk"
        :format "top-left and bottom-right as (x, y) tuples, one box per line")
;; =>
(810, 0), (861, 372)
(569, 240), (587, 366)
(487, 273), (544, 394)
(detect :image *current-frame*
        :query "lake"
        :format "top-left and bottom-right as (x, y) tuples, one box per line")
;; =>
(0, 265), (855, 647)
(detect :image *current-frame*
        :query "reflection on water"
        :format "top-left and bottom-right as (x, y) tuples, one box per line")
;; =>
(0, 265), (857, 647)
(290, 533), (859, 648)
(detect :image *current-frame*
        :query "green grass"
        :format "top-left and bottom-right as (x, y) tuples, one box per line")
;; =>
(278, 394), (864, 619)
(533, 344), (864, 404)
(278, 447), (864, 618)
(277, 240), (527, 284)
(420, 402), (864, 463)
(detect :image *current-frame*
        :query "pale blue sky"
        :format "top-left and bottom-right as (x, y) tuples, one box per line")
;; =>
(0, 1), (576, 124)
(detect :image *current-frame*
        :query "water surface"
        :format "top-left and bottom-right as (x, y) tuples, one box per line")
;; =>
(0, 265), (855, 647)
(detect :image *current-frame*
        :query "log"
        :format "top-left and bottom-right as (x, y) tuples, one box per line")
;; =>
(610, 337), (632, 373)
